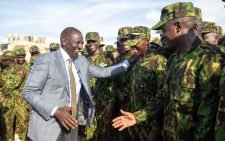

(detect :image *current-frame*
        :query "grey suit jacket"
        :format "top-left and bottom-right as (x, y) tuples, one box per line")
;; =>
(23, 49), (127, 141)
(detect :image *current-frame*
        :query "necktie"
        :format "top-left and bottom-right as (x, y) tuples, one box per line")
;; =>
(68, 58), (77, 118)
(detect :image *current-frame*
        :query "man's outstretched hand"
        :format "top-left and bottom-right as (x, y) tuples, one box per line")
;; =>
(112, 109), (136, 131)
(54, 106), (77, 130)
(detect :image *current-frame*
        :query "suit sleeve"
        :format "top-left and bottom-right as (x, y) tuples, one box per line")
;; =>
(23, 54), (55, 121)
(87, 56), (128, 78)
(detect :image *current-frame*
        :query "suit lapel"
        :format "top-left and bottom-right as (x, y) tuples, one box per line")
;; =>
(55, 50), (70, 95)
(73, 56), (93, 103)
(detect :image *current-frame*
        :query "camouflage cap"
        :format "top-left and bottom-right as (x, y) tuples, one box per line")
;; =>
(151, 37), (162, 47)
(49, 42), (60, 50)
(100, 37), (105, 47)
(194, 7), (202, 20)
(125, 26), (151, 47)
(105, 45), (116, 52)
(152, 2), (195, 30)
(29, 45), (40, 53)
(15, 48), (26, 56)
(85, 32), (100, 41)
(117, 26), (133, 39)
(216, 25), (223, 36)
(2, 50), (16, 61)
(202, 21), (218, 34)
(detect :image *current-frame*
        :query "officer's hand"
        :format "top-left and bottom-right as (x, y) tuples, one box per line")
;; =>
(54, 106), (77, 130)
(102, 102), (114, 122)
(127, 54), (139, 65)
(112, 109), (136, 131)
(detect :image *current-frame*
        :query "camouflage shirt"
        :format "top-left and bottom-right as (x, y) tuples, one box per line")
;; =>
(0, 64), (27, 108)
(87, 52), (113, 109)
(163, 38), (223, 141)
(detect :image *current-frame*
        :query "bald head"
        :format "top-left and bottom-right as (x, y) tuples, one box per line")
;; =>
(60, 27), (82, 47)
(60, 27), (84, 57)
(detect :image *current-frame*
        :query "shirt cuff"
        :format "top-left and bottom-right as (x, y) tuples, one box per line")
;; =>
(133, 110), (148, 124)
(51, 107), (58, 117)
(122, 60), (130, 71)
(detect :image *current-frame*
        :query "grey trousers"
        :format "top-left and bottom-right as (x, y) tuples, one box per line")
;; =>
(57, 125), (86, 141)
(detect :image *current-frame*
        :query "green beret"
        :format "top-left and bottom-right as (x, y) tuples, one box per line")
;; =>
(152, 2), (195, 30)
(85, 32), (100, 41)
(15, 48), (26, 56)
(2, 51), (16, 61)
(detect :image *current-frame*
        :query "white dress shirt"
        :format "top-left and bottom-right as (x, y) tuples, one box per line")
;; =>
(51, 48), (130, 116)
(51, 48), (81, 116)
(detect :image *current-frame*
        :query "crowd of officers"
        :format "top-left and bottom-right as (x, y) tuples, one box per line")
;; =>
(0, 1), (225, 141)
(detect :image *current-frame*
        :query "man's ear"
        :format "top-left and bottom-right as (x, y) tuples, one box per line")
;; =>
(62, 38), (67, 46)
(174, 21), (182, 34)
(145, 39), (150, 45)
(194, 23), (198, 31)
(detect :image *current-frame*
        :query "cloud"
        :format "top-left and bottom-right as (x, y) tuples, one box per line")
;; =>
(0, 0), (224, 44)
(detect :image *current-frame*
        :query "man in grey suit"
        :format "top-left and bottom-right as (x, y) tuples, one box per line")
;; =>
(23, 27), (136, 141)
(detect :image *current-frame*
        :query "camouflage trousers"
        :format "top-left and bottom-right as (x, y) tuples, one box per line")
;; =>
(2, 97), (29, 141)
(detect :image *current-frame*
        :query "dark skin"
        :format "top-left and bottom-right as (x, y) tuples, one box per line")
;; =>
(117, 38), (134, 55)
(134, 38), (149, 57)
(103, 38), (148, 121)
(103, 37), (134, 121)
(161, 19), (196, 54)
(2, 59), (16, 69)
(194, 20), (203, 40)
(16, 55), (26, 65)
(54, 29), (84, 130)
(31, 52), (40, 57)
(86, 40), (100, 56)
(112, 17), (197, 132)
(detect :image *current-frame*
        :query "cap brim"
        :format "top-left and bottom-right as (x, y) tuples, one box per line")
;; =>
(125, 39), (142, 48)
(128, 33), (142, 36)
(151, 20), (167, 30)
(100, 44), (105, 47)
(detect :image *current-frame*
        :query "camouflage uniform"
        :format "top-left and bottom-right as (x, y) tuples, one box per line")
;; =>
(0, 55), (6, 141)
(49, 42), (60, 52)
(122, 26), (166, 141)
(29, 45), (40, 67)
(215, 62), (225, 141)
(151, 2), (223, 141)
(149, 37), (162, 53)
(15, 48), (30, 70)
(108, 27), (134, 141)
(202, 22), (225, 53)
(218, 36), (225, 47)
(0, 51), (28, 141)
(85, 32), (114, 141)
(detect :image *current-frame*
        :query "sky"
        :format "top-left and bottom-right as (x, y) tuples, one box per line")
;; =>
(0, 0), (225, 45)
